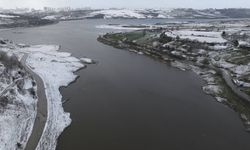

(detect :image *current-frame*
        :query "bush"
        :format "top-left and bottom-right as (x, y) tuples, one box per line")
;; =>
(232, 40), (239, 47)
(16, 143), (22, 149)
(202, 58), (210, 65)
(0, 51), (21, 70)
(0, 96), (8, 108)
(159, 32), (173, 43)
(176, 35), (180, 41)
(221, 31), (227, 37)
(32, 81), (36, 86)
(0, 51), (8, 62)
(16, 80), (24, 90)
(28, 88), (36, 98)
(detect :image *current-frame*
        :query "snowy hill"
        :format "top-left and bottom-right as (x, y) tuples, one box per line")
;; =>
(2, 8), (250, 22)
(86, 8), (226, 19)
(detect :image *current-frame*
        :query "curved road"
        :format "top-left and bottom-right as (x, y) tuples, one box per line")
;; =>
(21, 54), (48, 150)
(221, 69), (250, 103)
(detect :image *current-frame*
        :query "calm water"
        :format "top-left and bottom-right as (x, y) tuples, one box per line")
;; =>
(1, 19), (250, 150)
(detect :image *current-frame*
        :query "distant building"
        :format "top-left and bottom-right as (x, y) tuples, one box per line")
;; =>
(44, 7), (55, 12)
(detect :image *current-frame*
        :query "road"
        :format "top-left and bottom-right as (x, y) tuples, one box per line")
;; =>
(21, 54), (48, 150)
(221, 69), (250, 103)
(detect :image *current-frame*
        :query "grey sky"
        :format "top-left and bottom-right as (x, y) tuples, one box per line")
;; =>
(0, 0), (250, 9)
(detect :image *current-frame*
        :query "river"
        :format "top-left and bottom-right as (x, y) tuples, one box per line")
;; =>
(1, 19), (250, 150)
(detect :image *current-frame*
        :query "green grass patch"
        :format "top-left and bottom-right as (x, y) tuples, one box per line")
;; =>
(108, 33), (125, 41)
(124, 31), (146, 41)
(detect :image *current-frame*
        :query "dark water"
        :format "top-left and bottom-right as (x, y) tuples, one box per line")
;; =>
(1, 19), (250, 150)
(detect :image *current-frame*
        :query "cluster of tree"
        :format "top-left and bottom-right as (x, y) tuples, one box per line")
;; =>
(0, 96), (8, 110)
(159, 32), (173, 43)
(0, 51), (21, 71)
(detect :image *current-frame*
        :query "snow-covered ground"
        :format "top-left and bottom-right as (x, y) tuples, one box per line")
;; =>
(19, 45), (84, 150)
(0, 52), (37, 150)
(203, 85), (222, 95)
(1, 43), (84, 150)
(89, 9), (146, 19)
(0, 14), (18, 18)
(87, 8), (226, 19)
(165, 30), (227, 43)
(42, 15), (57, 20)
(170, 61), (190, 71)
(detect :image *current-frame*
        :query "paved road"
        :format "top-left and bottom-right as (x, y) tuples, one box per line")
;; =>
(21, 54), (48, 150)
(221, 69), (250, 103)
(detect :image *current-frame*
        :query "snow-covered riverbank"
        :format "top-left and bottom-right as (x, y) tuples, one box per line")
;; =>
(22, 45), (84, 150)
(0, 48), (37, 150)
(1, 41), (84, 149)
(97, 19), (250, 130)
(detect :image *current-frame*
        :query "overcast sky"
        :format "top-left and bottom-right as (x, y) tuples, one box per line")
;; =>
(0, 0), (250, 9)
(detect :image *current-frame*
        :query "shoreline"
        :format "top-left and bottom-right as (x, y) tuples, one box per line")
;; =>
(97, 35), (246, 100)
(97, 34), (250, 131)
(0, 42), (86, 149)
(26, 45), (85, 150)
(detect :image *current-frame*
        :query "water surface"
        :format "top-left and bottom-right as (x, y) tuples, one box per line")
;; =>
(1, 19), (250, 150)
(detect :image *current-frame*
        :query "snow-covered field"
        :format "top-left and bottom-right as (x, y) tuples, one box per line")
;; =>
(89, 9), (146, 19)
(165, 30), (227, 43)
(87, 8), (225, 19)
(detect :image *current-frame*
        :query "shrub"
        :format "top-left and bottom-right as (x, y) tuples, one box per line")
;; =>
(28, 88), (36, 98)
(0, 96), (8, 108)
(0, 51), (21, 70)
(202, 58), (210, 65)
(16, 80), (24, 90)
(159, 32), (173, 43)
(222, 31), (227, 37)
(232, 40), (239, 47)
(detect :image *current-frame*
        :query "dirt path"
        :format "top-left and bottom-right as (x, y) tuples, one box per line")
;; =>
(21, 54), (48, 150)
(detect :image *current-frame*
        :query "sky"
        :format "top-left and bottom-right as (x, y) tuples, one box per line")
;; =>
(0, 0), (250, 9)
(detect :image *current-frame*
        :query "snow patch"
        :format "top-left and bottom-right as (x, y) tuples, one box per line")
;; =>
(0, 14), (18, 18)
(215, 97), (227, 103)
(89, 9), (146, 19)
(80, 57), (95, 64)
(165, 30), (227, 43)
(171, 61), (190, 71)
(42, 15), (57, 20)
(203, 85), (222, 95)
